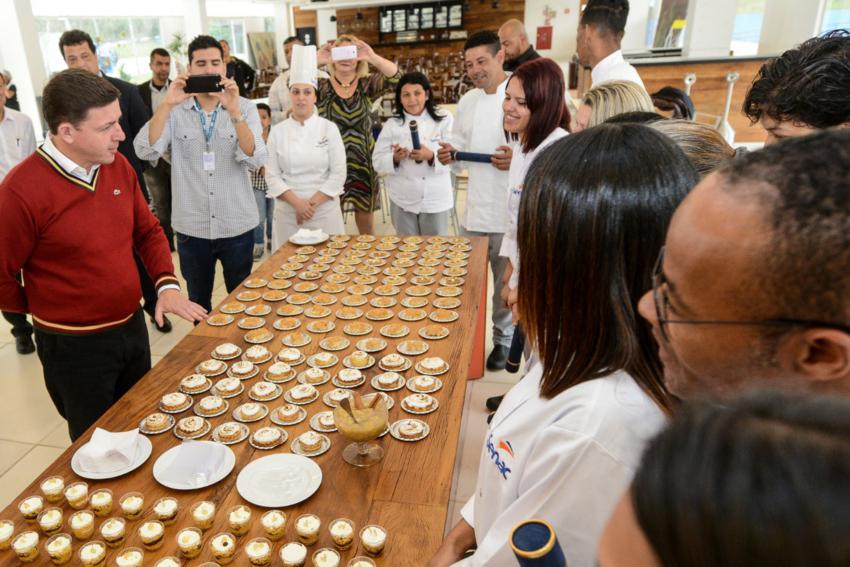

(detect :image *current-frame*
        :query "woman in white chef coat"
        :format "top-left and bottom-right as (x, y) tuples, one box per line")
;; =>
(498, 58), (569, 317)
(265, 45), (346, 249)
(372, 72), (454, 235)
(427, 124), (700, 567)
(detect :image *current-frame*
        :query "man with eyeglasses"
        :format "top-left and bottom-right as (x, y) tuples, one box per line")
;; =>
(638, 128), (850, 398)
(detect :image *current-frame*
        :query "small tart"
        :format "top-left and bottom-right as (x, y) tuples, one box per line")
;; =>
(380, 353), (409, 371)
(374, 372), (404, 390)
(401, 296), (429, 309)
(429, 309), (460, 323)
(236, 290), (262, 302)
(416, 356), (449, 375)
(341, 295), (368, 307)
(237, 316), (266, 330)
(142, 412), (173, 433)
(287, 384), (319, 403)
(228, 360), (257, 378)
(213, 377), (243, 397)
(251, 427), (285, 449)
(206, 313), (234, 326)
(365, 308), (394, 321)
(282, 331), (312, 348)
(273, 404), (305, 424)
(286, 293), (312, 305)
(370, 296), (397, 308)
(273, 317), (302, 331)
(335, 368), (363, 386)
(436, 286), (463, 297)
(300, 367), (329, 385)
(397, 339), (429, 355)
(347, 284), (373, 296)
(307, 320), (335, 333)
(213, 342), (241, 359)
(245, 304), (272, 316)
(325, 273), (350, 284)
(161, 391), (191, 412)
(293, 282), (319, 293)
(262, 290), (288, 302)
(379, 323), (410, 338)
(179, 374), (211, 394)
(304, 305), (332, 318)
(244, 278), (268, 288)
(343, 322), (373, 336)
(250, 381), (281, 401)
(272, 269), (296, 279)
(214, 421), (246, 443)
(405, 285), (431, 297)
(266, 362), (295, 382)
(277, 348), (304, 364)
(320, 282), (346, 294)
(432, 297), (462, 309)
(352, 275), (377, 285)
(402, 393), (438, 413)
(197, 358), (227, 376)
(299, 271), (322, 281)
(419, 324), (450, 340)
(244, 328), (274, 343)
(336, 307), (363, 320)
(398, 308), (427, 321)
(373, 285), (399, 296)
(196, 395), (227, 416)
(356, 337), (387, 352)
(277, 304), (304, 317)
(309, 351), (338, 368)
(235, 402), (268, 422)
(219, 302), (245, 314)
(312, 293), (337, 305)
(348, 350), (371, 368)
(244, 345), (273, 363)
(176, 416), (208, 436)
(320, 336), (351, 351)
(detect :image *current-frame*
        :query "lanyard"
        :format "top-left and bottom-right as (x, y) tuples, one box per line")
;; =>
(195, 100), (220, 150)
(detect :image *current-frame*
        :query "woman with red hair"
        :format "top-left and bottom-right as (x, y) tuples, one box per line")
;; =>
(499, 58), (570, 319)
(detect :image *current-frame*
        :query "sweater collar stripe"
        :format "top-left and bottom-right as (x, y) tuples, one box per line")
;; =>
(35, 147), (99, 192)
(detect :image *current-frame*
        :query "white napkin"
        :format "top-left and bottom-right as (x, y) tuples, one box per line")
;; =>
(76, 428), (140, 473)
(161, 441), (227, 488)
(293, 228), (325, 241)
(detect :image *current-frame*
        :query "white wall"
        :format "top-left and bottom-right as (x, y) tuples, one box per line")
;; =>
(316, 8), (339, 45)
(683, 0), (737, 57)
(523, 0), (580, 63)
(758, 0), (826, 56)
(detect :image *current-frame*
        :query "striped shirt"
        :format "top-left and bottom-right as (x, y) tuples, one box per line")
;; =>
(134, 96), (267, 240)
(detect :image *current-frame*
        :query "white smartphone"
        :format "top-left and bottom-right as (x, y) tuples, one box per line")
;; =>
(331, 45), (358, 61)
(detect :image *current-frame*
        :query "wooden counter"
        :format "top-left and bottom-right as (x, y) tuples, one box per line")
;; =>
(0, 235), (488, 566)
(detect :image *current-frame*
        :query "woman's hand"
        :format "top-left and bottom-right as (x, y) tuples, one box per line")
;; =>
(409, 144), (435, 163)
(354, 39), (376, 62)
(392, 144), (410, 166)
(500, 262), (514, 307)
(437, 142), (455, 165)
(280, 193), (316, 224)
(491, 145), (513, 171)
(317, 42), (333, 66)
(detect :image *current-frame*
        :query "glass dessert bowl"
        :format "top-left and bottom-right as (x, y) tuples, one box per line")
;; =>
(333, 395), (388, 467)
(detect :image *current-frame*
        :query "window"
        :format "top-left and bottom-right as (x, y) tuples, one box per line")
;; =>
(208, 18), (247, 60)
(730, 0), (766, 55)
(37, 16), (181, 84)
(821, 0), (850, 33)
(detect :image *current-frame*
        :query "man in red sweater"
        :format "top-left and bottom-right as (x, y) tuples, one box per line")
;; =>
(0, 69), (207, 440)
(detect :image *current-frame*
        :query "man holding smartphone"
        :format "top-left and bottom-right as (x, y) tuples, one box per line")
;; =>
(134, 35), (267, 313)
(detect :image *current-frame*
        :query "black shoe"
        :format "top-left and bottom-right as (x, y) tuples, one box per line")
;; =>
(15, 334), (35, 355)
(486, 345), (509, 371)
(485, 395), (504, 412)
(151, 315), (173, 333)
(486, 411), (495, 425)
(266, 241), (272, 251)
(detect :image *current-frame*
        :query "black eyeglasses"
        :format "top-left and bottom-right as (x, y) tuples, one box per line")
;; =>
(651, 246), (850, 343)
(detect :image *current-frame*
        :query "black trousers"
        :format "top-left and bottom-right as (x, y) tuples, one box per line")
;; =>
(34, 310), (151, 441)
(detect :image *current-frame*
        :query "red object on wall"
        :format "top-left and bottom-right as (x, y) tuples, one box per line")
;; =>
(536, 26), (553, 50)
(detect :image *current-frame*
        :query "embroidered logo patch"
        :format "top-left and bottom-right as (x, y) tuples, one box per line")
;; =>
(113, 188), (121, 196)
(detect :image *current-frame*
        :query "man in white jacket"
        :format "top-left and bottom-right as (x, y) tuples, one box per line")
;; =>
(437, 30), (514, 371)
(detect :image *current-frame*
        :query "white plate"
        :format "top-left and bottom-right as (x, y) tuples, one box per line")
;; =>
(71, 436), (152, 480)
(289, 231), (330, 245)
(236, 453), (323, 507)
(153, 441), (236, 490)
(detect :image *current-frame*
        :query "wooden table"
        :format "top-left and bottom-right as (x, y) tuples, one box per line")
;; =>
(0, 236), (488, 566)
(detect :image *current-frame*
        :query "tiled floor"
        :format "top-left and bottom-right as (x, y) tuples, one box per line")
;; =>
(0, 191), (520, 537)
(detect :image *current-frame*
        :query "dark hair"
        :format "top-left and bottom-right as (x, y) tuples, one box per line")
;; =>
(42, 69), (120, 134)
(283, 36), (303, 45)
(651, 86), (695, 120)
(187, 35), (223, 63)
(716, 128), (850, 324)
(632, 390), (850, 567)
(580, 0), (629, 40)
(517, 124), (699, 409)
(256, 102), (271, 116)
(464, 30), (501, 56)
(58, 29), (96, 58)
(604, 111), (666, 124)
(150, 48), (170, 61)
(507, 58), (570, 153)
(393, 72), (445, 123)
(744, 29), (850, 128)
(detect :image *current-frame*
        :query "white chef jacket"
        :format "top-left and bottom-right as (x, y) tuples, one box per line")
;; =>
(267, 69), (330, 124)
(372, 110), (454, 215)
(264, 111), (346, 248)
(591, 50), (645, 89)
(456, 361), (666, 567)
(0, 108), (36, 181)
(498, 127), (568, 289)
(450, 79), (511, 233)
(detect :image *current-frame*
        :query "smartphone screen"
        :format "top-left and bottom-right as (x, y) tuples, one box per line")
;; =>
(184, 74), (223, 93)
(331, 45), (358, 61)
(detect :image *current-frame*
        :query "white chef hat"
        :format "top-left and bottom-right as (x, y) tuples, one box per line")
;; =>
(288, 44), (318, 88)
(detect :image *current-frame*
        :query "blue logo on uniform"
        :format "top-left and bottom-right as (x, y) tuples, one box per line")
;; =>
(486, 434), (513, 480)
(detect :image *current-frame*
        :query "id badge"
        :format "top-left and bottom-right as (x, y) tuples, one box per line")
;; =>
(202, 151), (215, 171)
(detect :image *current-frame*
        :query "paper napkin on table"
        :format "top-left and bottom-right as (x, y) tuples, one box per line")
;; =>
(161, 441), (228, 488)
(293, 228), (325, 241)
(76, 428), (140, 473)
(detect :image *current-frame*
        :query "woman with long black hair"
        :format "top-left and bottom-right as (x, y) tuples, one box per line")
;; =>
(372, 72), (454, 235)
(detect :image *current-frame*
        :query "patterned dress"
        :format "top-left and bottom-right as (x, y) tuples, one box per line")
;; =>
(317, 70), (402, 213)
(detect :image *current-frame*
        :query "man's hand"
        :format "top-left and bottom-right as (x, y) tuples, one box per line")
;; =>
(155, 289), (207, 325)
(215, 77), (241, 115)
(164, 75), (192, 107)
(427, 519), (475, 567)
(392, 144), (411, 166)
(426, 546), (463, 567)
(437, 142), (455, 165)
(409, 144), (435, 163)
(508, 287), (520, 324)
(491, 145), (513, 171)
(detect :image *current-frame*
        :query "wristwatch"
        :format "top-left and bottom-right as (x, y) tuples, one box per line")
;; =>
(230, 114), (246, 125)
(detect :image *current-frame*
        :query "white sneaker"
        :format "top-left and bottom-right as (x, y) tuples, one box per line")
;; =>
(253, 244), (264, 259)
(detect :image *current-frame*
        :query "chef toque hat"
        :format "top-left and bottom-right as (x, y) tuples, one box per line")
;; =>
(288, 44), (318, 88)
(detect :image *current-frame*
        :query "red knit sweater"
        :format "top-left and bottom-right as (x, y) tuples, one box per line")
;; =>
(0, 147), (178, 334)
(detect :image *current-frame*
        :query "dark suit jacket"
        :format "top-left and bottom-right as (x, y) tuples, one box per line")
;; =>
(504, 46), (542, 73)
(226, 57), (256, 98)
(104, 75), (151, 198)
